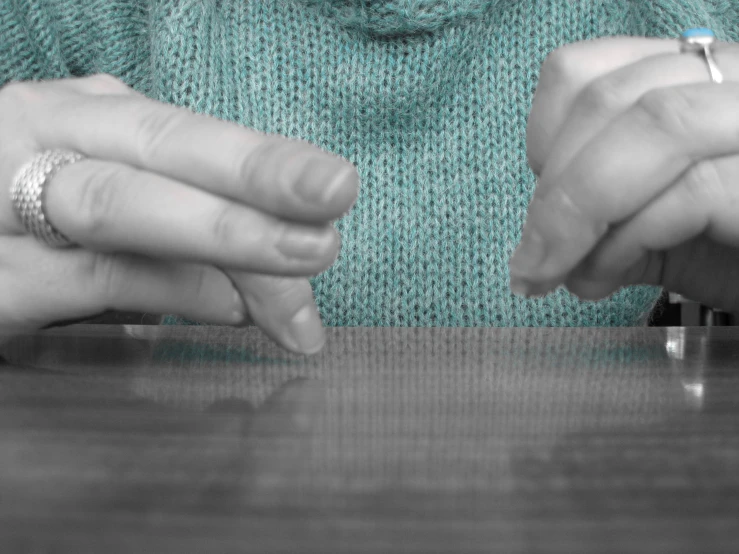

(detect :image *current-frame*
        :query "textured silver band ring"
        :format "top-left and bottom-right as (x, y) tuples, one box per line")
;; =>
(679, 28), (724, 84)
(10, 149), (85, 248)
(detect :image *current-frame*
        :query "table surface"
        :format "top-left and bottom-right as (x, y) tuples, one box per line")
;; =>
(1, 325), (738, 553)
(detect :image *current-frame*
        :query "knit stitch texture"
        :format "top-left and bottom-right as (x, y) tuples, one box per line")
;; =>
(2, 0), (738, 328)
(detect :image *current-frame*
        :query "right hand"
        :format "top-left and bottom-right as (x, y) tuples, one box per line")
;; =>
(0, 74), (359, 354)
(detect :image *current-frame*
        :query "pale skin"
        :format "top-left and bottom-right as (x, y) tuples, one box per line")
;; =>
(511, 36), (739, 314)
(0, 74), (359, 354)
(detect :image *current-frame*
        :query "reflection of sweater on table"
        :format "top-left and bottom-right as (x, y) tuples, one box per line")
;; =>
(3, 0), (738, 327)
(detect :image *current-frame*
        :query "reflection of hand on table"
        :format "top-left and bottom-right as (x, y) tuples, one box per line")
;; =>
(0, 362), (326, 516)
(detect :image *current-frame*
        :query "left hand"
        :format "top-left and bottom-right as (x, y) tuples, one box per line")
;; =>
(510, 36), (739, 313)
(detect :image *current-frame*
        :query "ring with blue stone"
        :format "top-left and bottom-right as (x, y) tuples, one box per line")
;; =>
(679, 27), (724, 84)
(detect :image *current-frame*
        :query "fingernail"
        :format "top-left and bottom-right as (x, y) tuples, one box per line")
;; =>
(509, 227), (547, 277)
(277, 225), (339, 261)
(287, 305), (326, 354)
(231, 289), (246, 324)
(295, 157), (359, 205)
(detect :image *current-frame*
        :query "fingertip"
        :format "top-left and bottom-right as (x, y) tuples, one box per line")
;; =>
(286, 304), (326, 355)
(330, 163), (360, 215)
(294, 151), (360, 220)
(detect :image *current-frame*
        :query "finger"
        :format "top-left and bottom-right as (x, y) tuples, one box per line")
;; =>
(0, 235), (245, 332)
(539, 45), (739, 184)
(522, 44), (739, 297)
(0, 75), (359, 227)
(227, 271), (326, 355)
(568, 236), (739, 313)
(528, 37), (679, 175)
(40, 158), (340, 277)
(510, 82), (739, 293)
(564, 155), (739, 300)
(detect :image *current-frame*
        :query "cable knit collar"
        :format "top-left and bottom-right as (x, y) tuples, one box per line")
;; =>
(298, 0), (502, 37)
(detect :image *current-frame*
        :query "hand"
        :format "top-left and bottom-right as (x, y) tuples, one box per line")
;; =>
(0, 74), (359, 353)
(510, 36), (739, 313)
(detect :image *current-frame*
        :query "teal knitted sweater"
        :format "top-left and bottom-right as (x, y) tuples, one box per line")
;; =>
(2, 0), (738, 327)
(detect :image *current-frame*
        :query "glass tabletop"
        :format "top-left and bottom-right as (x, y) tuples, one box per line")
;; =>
(1, 325), (738, 553)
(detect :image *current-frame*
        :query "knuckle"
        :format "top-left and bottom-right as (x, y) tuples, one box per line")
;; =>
(577, 75), (628, 118)
(0, 79), (37, 106)
(549, 185), (589, 225)
(634, 88), (694, 136)
(238, 274), (309, 317)
(134, 105), (189, 166)
(236, 134), (282, 188)
(75, 164), (124, 235)
(88, 252), (126, 302)
(682, 159), (727, 205)
(208, 204), (241, 249)
(256, 275), (302, 301)
(539, 44), (583, 89)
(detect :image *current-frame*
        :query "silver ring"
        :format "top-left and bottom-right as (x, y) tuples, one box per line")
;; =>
(10, 149), (86, 248)
(679, 28), (724, 84)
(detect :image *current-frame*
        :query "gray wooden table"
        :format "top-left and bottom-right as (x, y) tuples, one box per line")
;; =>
(0, 325), (738, 553)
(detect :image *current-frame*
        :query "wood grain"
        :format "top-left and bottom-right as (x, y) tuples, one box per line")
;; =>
(0, 325), (738, 553)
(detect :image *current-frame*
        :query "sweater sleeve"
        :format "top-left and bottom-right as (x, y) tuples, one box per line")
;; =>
(0, 0), (150, 90)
